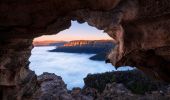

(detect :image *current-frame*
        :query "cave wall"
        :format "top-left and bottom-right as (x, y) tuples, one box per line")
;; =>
(0, 39), (38, 100)
(71, 0), (170, 81)
(0, 0), (170, 100)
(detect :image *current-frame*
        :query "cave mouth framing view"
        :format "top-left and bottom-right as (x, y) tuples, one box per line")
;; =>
(1, 1), (170, 100)
(29, 21), (133, 89)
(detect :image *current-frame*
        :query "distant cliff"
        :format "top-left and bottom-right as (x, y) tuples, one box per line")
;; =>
(50, 40), (115, 61)
(33, 41), (67, 47)
(63, 40), (114, 47)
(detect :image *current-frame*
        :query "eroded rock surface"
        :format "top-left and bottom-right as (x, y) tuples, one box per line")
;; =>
(33, 72), (73, 100)
(32, 73), (94, 100)
(0, 0), (170, 100)
(100, 83), (170, 100)
(32, 72), (170, 100)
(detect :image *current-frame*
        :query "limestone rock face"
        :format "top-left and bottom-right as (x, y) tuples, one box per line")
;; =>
(100, 83), (137, 100)
(0, 39), (38, 100)
(100, 83), (170, 100)
(0, 0), (170, 100)
(32, 73), (94, 100)
(63, 40), (114, 47)
(33, 73), (73, 100)
(71, 87), (93, 100)
(0, 0), (121, 38)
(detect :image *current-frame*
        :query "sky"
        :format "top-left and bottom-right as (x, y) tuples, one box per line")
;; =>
(34, 21), (112, 41)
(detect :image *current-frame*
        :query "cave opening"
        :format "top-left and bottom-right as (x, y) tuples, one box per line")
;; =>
(29, 21), (133, 89)
(1, 1), (170, 99)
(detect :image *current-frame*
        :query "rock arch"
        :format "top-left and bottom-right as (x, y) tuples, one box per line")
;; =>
(0, 0), (170, 99)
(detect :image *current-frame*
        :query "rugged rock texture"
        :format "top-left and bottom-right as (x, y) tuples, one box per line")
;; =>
(0, 39), (38, 100)
(32, 73), (94, 100)
(84, 70), (168, 94)
(0, 0), (121, 38)
(0, 0), (170, 100)
(83, 70), (170, 100)
(32, 72), (73, 100)
(100, 83), (170, 100)
(29, 72), (170, 100)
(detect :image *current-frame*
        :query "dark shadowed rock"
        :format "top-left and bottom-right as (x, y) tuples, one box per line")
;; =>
(33, 72), (73, 100)
(0, 0), (170, 100)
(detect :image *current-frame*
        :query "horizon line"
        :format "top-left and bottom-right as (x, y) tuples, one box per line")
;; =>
(33, 39), (113, 42)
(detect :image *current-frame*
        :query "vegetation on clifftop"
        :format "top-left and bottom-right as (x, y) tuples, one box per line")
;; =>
(84, 70), (168, 94)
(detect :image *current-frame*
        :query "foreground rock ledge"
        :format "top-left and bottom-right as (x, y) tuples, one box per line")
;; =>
(31, 72), (170, 100)
(0, 0), (170, 100)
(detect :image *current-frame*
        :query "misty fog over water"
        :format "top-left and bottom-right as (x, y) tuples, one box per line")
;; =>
(29, 46), (133, 89)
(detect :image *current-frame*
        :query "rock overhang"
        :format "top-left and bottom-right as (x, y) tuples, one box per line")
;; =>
(0, 0), (170, 99)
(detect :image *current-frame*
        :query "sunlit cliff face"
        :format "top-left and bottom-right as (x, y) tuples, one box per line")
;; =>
(107, 25), (124, 66)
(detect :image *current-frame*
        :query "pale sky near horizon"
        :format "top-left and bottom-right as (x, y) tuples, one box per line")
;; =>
(34, 21), (112, 41)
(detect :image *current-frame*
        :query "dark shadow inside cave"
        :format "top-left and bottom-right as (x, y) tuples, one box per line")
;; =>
(1, 1), (170, 99)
